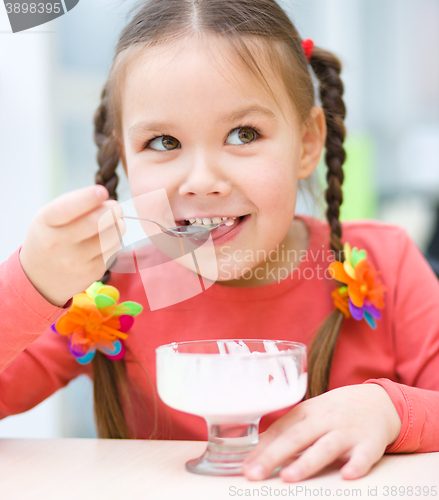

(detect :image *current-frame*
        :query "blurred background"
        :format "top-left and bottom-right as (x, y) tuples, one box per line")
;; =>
(0, 0), (438, 438)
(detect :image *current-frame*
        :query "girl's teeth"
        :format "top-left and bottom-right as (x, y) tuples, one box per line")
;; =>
(185, 216), (243, 226)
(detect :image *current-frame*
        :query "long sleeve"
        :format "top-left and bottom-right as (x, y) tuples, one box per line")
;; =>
(0, 247), (89, 418)
(363, 228), (439, 453)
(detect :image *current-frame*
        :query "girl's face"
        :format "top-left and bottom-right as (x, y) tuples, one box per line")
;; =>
(120, 36), (325, 285)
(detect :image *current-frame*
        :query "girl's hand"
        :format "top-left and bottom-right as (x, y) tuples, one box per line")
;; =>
(19, 185), (125, 307)
(242, 384), (402, 482)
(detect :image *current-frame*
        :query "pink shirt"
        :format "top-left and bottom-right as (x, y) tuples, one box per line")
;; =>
(1, 215), (439, 453)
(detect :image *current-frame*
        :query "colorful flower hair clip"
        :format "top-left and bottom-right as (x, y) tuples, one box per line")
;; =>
(328, 242), (387, 329)
(51, 282), (143, 364)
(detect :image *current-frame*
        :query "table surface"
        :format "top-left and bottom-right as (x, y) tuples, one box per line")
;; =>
(1, 439), (438, 500)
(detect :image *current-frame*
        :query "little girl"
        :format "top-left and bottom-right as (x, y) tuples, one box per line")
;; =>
(1, 0), (439, 483)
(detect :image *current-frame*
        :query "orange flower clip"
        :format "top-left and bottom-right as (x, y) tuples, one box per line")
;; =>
(328, 243), (387, 329)
(51, 281), (143, 364)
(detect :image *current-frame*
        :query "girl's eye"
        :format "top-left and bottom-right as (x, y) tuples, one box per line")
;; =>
(226, 127), (259, 145)
(147, 135), (180, 151)
(144, 127), (259, 151)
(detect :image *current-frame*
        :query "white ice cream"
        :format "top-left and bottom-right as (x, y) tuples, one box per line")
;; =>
(157, 340), (307, 423)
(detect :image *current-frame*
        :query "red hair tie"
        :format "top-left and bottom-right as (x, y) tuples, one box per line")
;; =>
(301, 39), (314, 63)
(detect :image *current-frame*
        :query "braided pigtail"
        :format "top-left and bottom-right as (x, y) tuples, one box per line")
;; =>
(93, 84), (120, 286)
(305, 47), (347, 399)
(92, 84), (131, 439)
(94, 85), (120, 201)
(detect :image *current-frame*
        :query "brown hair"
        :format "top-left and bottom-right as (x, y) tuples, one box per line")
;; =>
(93, 0), (347, 438)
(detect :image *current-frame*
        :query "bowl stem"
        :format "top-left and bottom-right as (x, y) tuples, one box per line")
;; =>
(186, 419), (261, 476)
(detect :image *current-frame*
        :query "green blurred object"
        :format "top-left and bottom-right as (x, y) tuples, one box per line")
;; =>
(316, 133), (378, 221)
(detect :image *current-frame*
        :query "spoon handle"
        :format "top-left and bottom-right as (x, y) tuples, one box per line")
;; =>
(121, 216), (221, 237)
(122, 216), (154, 223)
(122, 215), (220, 230)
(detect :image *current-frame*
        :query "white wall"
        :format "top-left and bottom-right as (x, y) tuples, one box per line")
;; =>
(0, 6), (64, 438)
(0, 9), (55, 262)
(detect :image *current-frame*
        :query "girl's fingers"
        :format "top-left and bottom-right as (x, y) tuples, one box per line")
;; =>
(244, 406), (306, 464)
(242, 417), (323, 481)
(280, 430), (351, 482)
(61, 224), (123, 272)
(42, 186), (109, 227)
(340, 442), (383, 480)
(68, 200), (123, 243)
(85, 224), (124, 262)
(114, 217), (126, 238)
(91, 239), (122, 272)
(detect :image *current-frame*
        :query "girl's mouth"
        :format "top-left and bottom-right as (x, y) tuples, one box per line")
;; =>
(175, 214), (250, 242)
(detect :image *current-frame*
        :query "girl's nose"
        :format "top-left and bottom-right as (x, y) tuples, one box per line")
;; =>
(178, 156), (232, 198)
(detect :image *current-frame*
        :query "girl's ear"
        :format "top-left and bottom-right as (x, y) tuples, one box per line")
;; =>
(298, 106), (327, 180)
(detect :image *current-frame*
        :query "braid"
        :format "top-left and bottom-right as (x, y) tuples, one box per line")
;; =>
(94, 84), (120, 201)
(305, 46), (347, 399)
(92, 83), (130, 439)
(310, 47), (346, 261)
(93, 84), (121, 285)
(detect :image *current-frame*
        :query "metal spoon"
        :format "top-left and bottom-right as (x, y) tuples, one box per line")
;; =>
(121, 216), (224, 238)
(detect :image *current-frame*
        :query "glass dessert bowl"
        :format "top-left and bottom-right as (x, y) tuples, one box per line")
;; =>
(156, 339), (307, 476)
